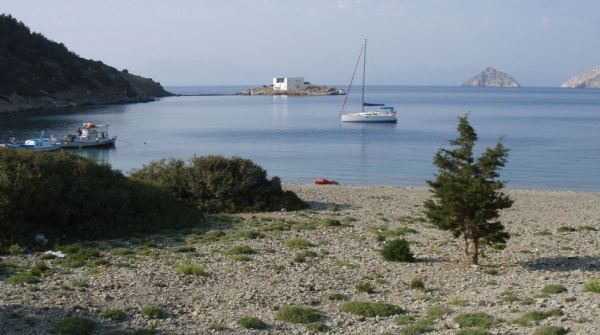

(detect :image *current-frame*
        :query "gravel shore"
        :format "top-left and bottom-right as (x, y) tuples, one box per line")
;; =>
(1, 185), (598, 334)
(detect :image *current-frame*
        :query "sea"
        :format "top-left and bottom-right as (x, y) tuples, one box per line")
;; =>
(1, 86), (599, 192)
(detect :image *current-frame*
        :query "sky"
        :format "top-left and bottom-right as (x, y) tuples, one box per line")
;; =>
(3, 0), (600, 86)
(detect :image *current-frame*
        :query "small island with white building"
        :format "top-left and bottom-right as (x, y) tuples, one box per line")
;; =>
(240, 77), (345, 95)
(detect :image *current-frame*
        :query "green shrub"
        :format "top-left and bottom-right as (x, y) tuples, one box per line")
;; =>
(483, 268), (499, 275)
(294, 251), (318, 263)
(175, 246), (196, 253)
(209, 322), (227, 331)
(238, 230), (265, 239)
(306, 321), (329, 332)
(410, 277), (425, 291)
(284, 238), (313, 249)
(130, 155), (307, 213)
(50, 316), (97, 335)
(176, 263), (206, 276)
(395, 315), (416, 325)
(112, 247), (134, 256)
(542, 284), (567, 294)
(328, 292), (348, 301)
(533, 326), (569, 335)
(103, 308), (127, 322)
(356, 281), (375, 293)
(275, 306), (324, 323)
(140, 305), (163, 319)
(0, 150), (203, 250)
(225, 245), (256, 255)
(512, 309), (563, 327)
(8, 243), (24, 255)
(7, 271), (40, 285)
(454, 313), (495, 329)
(381, 239), (415, 262)
(322, 218), (342, 227)
(340, 301), (404, 317)
(426, 304), (449, 319)
(71, 279), (88, 288)
(236, 316), (266, 329)
(557, 226), (577, 233)
(400, 319), (433, 335)
(583, 279), (600, 293)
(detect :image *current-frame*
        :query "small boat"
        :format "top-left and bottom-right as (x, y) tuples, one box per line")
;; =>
(340, 39), (397, 123)
(0, 134), (62, 151)
(62, 123), (117, 148)
(314, 178), (339, 185)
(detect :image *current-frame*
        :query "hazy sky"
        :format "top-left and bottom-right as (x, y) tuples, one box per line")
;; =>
(3, 0), (600, 86)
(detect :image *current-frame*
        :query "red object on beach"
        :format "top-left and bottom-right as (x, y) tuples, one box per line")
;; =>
(314, 178), (339, 185)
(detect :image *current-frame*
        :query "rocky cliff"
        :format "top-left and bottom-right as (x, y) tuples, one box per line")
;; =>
(561, 66), (600, 88)
(462, 67), (520, 88)
(0, 14), (171, 113)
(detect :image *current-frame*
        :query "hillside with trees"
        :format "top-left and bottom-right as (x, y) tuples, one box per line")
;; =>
(0, 14), (171, 113)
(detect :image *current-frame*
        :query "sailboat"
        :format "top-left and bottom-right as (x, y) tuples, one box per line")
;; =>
(340, 39), (397, 123)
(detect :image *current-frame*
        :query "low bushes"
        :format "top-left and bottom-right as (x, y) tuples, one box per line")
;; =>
(0, 149), (203, 251)
(130, 155), (307, 213)
(275, 306), (324, 324)
(583, 279), (600, 293)
(340, 301), (404, 317)
(236, 317), (266, 329)
(381, 239), (415, 262)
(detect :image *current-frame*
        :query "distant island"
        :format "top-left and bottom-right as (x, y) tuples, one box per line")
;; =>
(462, 67), (520, 88)
(240, 77), (344, 96)
(561, 66), (600, 88)
(0, 15), (171, 114)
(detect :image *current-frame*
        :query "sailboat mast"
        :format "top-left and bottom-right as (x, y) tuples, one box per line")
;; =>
(362, 39), (366, 113)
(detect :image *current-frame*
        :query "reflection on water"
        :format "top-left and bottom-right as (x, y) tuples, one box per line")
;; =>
(68, 147), (115, 164)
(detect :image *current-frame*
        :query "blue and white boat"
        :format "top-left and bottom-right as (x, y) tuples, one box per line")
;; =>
(1, 133), (62, 151)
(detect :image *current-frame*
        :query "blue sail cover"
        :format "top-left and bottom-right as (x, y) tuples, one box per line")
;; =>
(363, 102), (385, 106)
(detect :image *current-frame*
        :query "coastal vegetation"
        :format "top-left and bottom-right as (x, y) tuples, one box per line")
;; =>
(0, 14), (170, 113)
(130, 155), (307, 213)
(424, 114), (513, 265)
(0, 149), (203, 251)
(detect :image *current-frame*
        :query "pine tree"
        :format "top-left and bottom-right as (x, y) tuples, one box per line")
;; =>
(424, 114), (513, 265)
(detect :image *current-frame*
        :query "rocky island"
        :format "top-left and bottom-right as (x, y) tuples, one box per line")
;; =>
(240, 77), (344, 96)
(561, 66), (600, 88)
(0, 15), (171, 114)
(462, 67), (520, 88)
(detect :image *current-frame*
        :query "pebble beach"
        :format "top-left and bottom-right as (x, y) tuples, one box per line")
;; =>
(1, 185), (598, 334)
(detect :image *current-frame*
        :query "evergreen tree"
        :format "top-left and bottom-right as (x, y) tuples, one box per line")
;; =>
(424, 114), (513, 265)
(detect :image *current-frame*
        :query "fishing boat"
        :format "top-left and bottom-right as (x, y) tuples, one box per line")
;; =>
(62, 123), (117, 148)
(0, 133), (62, 151)
(340, 39), (397, 123)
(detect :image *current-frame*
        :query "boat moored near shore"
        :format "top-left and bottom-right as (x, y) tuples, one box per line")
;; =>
(62, 123), (117, 148)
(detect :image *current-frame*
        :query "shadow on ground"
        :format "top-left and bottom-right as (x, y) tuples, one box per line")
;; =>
(306, 201), (352, 211)
(520, 256), (599, 272)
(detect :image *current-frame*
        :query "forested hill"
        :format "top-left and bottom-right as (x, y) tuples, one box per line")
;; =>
(0, 14), (171, 113)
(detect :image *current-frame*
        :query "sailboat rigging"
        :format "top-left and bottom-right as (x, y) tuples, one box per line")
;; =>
(340, 39), (397, 123)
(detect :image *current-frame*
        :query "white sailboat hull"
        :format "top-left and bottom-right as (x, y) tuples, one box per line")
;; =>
(341, 112), (397, 123)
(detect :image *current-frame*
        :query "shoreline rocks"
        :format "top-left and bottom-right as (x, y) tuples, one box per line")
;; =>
(240, 85), (345, 96)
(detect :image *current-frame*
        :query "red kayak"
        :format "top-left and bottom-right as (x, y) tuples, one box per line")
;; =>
(314, 178), (339, 185)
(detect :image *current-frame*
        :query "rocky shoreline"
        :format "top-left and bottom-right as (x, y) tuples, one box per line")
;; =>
(0, 185), (598, 334)
(239, 86), (344, 96)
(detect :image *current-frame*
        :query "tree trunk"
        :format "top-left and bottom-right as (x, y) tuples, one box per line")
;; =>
(464, 236), (470, 256)
(469, 238), (479, 265)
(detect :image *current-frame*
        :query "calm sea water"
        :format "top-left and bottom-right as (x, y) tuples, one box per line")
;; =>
(1, 86), (599, 191)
